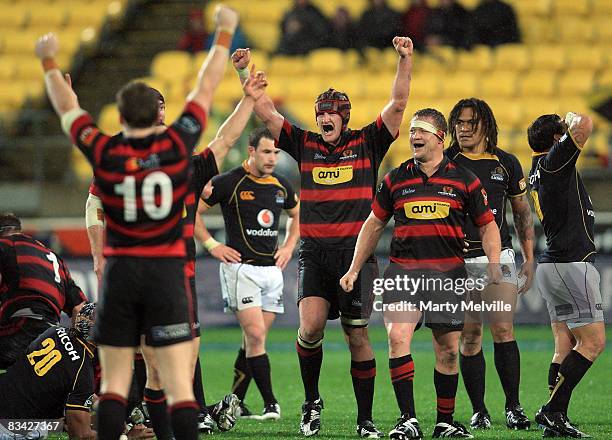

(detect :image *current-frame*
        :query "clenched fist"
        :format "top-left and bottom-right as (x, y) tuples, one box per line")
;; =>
(214, 4), (239, 32)
(35, 33), (59, 59)
(232, 48), (251, 70)
(392, 36), (413, 58)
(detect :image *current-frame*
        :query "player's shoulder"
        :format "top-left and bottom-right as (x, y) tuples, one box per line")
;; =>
(215, 164), (245, 184)
(271, 171), (293, 188)
(449, 159), (481, 184)
(493, 146), (521, 167)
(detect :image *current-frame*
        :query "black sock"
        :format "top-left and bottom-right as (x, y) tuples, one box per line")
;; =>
(296, 334), (323, 402)
(193, 357), (207, 411)
(231, 348), (251, 401)
(434, 369), (458, 424)
(494, 341), (521, 409)
(134, 355), (147, 402)
(247, 353), (277, 405)
(169, 402), (199, 440)
(144, 388), (172, 440)
(548, 362), (561, 395)
(98, 393), (127, 440)
(389, 355), (416, 418)
(127, 370), (141, 418)
(548, 350), (593, 414)
(351, 358), (376, 423)
(459, 350), (487, 413)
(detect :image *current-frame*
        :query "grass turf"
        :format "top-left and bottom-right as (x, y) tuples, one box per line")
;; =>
(197, 325), (612, 439)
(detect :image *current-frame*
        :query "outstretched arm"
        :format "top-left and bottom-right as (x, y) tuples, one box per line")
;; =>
(85, 192), (105, 284)
(187, 5), (239, 112)
(207, 66), (268, 169)
(232, 48), (284, 140)
(510, 194), (535, 293)
(380, 36), (413, 136)
(566, 111), (593, 149)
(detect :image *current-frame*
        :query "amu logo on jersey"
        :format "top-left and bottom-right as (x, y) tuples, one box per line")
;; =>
(312, 166), (353, 185)
(404, 201), (451, 219)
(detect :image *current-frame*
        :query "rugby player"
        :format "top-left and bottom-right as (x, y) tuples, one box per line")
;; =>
(528, 112), (605, 438)
(35, 5), (239, 439)
(341, 108), (501, 439)
(0, 213), (87, 369)
(231, 36), (413, 438)
(198, 127), (300, 420)
(445, 98), (534, 430)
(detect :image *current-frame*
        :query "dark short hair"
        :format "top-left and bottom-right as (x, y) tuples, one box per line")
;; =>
(527, 114), (564, 152)
(248, 127), (275, 149)
(149, 87), (165, 104)
(413, 108), (448, 134)
(448, 98), (498, 153)
(116, 81), (159, 128)
(0, 212), (21, 234)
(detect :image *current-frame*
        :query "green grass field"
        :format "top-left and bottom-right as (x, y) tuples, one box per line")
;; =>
(198, 325), (612, 439)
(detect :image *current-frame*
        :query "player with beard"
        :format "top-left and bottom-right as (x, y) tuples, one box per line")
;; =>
(231, 36), (413, 438)
(445, 98), (534, 430)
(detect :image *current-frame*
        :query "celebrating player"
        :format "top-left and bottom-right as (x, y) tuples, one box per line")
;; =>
(445, 98), (534, 430)
(341, 108), (501, 439)
(231, 36), (413, 438)
(35, 4), (238, 439)
(0, 213), (87, 369)
(528, 112), (605, 438)
(198, 127), (300, 420)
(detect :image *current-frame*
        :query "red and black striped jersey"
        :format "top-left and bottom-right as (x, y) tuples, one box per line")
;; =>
(184, 148), (218, 271)
(277, 115), (396, 249)
(373, 157), (495, 271)
(69, 102), (207, 258)
(0, 234), (87, 322)
(445, 145), (526, 258)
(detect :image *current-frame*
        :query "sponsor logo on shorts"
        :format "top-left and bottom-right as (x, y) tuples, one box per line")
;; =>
(85, 394), (95, 409)
(595, 303), (603, 311)
(312, 165), (353, 185)
(257, 209), (274, 227)
(240, 191), (255, 200)
(555, 304), (574, 316)
(501, 265), (512, 278)
(246, 228), (279, 237)
(490, 166), (505, 182)
(404, 201), (450, 219)
(242, 296), (254, 304)
(150, 323), (191, 342)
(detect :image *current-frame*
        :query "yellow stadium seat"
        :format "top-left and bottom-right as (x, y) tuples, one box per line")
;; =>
(151, 51), (193, 82)
(308, 48), (345, 73)
(565, 45), (605, 71)
(587, 130), (611, 156)
(530, 45), (566, 71)
(518, 71), (557, 97)
(557, 97), (590, 115)
(513, 0), (552, 17)
(28, 6), (67, 29)
(349, 105), (376, 129)
(414, 55), (449, 74)
(408, 75), (441, 100)
(487, 99), (522, 129)
(440, 73), (479, 99)
(285, 100), (316, 128)
(247, 49), (269, 72)
(551, 0), (590, 16)
(480, 72), (518, 98)
(268, 55), (306, 76)
(213, 77), (243, 103)
(520, 17), (556, 44)
(496, 130), (515, 151)
(364, 73), (396, 101)
(134, 76), (170, 98)
(15, 56), (43, 80)
(337, 74), (367, 99)
(557, 70), (595, 96)
(0, 58), (16, 80)
(3, 30), (40, 54)
(557, 17), (595, 43)
(56, 28), (84, 56)
(428, 45), (457, 67)
(387, 0), (410, 12)
(0, 83), (28, 107)
(454, 46), (493, 71)
(65, 1), (109, 28)
(98, 103), (121, 134)
(246, 1), (286, 23)
(287, 75), (324, 100)
(241, 22), (279, 53)
(596, 19), (612, 43)
(597, 70), (612, 88)
(0, 5), (29, 29)
(592, 0), (612, 15)
(520, 98), (559, 127)
(493, 44), (529, 71)
(364, 47), (384, 71)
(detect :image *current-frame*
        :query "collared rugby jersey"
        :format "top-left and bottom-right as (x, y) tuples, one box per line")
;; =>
(203, 161), (298, 266)
(445, 145), (526, 258)
(70, 102), (207, 258)
(0, 326), (95, 418)
(277, 115), (396, 249)
(0, 233), (86, 322)
(373, 157), (495, 270)
(529, 132), (596, 263)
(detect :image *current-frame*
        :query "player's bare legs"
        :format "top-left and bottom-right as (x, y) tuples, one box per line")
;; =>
(98, 346), (137, 440)
(297, 297), (328, 436)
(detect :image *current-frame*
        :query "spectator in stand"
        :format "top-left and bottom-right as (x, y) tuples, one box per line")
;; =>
(425, 0), (473, 49)
(400, 0), (431, 51)
(472, 0), (520, 47)
(178, 8), (249, 54)
(277, 0), (330, 55)
(328, 7), (360, 52)
(358, 0), (401, 49)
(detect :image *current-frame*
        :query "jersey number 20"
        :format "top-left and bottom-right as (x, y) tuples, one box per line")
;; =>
(114, 171), (173, 222)
(27, 337), (62, 377)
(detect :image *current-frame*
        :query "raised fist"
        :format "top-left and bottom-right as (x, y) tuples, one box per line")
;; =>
(243, 65), (268, 100)
(232, 48), (251, 70)
(214, 5), (239, 32)
(392, 36), (413, 58)
(35, 33), (59, 59)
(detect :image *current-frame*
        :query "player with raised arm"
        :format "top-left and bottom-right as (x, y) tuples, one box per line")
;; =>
(528, 112), (605, 438)
(0, 213), (87, 369)
(445, 98), (534, 430)
(231, 36), (413, 438)
(197, 127), (300, 421)
(341, 108), (501, 439)
(35, 5), (238, 439)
